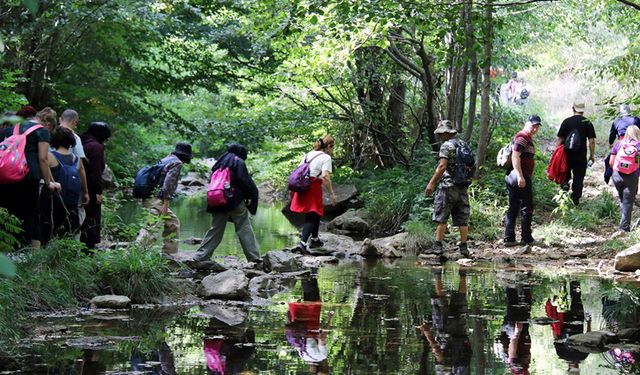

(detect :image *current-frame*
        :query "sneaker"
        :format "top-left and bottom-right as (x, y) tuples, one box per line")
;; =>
(432, 241), (444, 256)
(504, 239), (519, 247)
(561, 183), (570, 191)
(458, 242), (471, 257)
(292, 242), (309, 254)
(309, 238), (324, 249)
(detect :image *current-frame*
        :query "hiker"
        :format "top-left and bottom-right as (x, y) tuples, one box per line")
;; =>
(79, 122), (111, 250)
(424, 120), (471, 258)
(286, 273), (332, 374)
(46, 127), (82, 239)
(35, 107), (62, 245)
(59, 109), (90, 209)
(192, 143), (262, 264)
(0, 106), (60, 249)
(419, 267), (471, 374)
(504, 115), (542, 246)
(137, 142), (192, 254)
(556, 102), (596, 205)
(290, 135), (336, 254)
(609, 104), (640, 147)
(609, 125), (640, 234)
(507, 72), (520, 104)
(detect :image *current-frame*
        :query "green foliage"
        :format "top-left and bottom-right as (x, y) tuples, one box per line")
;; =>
(95, 245), (175, 303)
(0, 208), (21, 253)
(560, 191), (617, 230)
(0, 70), (27, 111)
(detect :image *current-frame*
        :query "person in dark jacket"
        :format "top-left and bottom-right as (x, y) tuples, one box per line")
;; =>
(192, 143), (261, 264)
(79, 122), (111, 250)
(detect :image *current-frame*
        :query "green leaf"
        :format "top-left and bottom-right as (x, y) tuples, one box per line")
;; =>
(21, 0), (39, 16)
(310, 15), (318, 25)
(0, 254), (16, 277)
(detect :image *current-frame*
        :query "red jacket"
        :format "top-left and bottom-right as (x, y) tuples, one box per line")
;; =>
(547, 145), (567, 184)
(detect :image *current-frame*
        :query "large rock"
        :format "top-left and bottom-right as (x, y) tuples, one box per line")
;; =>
(615, 244), (640, 272)
(200, 304), (247, 326)
(199, 269), (249, 300)
(180, 172), (207, 187)
(101, 164), (116, 189)
(322, 184), (358, 214)
(328, 210), (370, 234)
(318, 232), (362, 256)
(263, 251), (300, 273)
(90, 295), (131, 309)
(566, 331), (619, 351)
(257, 181), (287, 204)
(372, 232), (409, 257)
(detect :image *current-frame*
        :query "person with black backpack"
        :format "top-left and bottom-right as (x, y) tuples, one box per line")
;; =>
(556, 102), (596, 205)
(424, 120), (474, 260)
(136, 142), (192, 254)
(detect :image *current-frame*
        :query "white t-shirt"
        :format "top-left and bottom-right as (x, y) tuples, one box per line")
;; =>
(301, 151), (332, 178)
(72, 133), (86, 159)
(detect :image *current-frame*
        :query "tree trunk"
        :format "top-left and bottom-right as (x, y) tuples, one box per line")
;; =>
(464, 54), (479, 142)
(455, 0), (474, 134)
(475, 0), (493, 175)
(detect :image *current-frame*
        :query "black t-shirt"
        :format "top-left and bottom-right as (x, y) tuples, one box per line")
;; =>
(557, 115), (596, 153)
(0, 121), (50, 180)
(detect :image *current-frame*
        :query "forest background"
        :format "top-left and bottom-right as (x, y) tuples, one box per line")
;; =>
(1, 0), (640, 257)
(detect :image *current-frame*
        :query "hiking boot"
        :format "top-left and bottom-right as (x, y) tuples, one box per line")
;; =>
(292, 241), (309, 254)
(458, 242), (471, 258)
(503, 239), (519, 247)
(521, 237), (541, 246)
(308, 238), (324, 249)
(432, 241), (444, 256)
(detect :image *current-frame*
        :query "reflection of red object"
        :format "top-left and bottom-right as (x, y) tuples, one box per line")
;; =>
(204, 338), (225, 374)
(289, 302), (322, 331)
(545, 299), (566, 337)
(290, 178), (324, 216)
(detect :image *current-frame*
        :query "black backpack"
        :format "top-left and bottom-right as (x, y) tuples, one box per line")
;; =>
(564, 128), (583, 152)
(453, 140), (475, 187)
(132, 160), (169, 198)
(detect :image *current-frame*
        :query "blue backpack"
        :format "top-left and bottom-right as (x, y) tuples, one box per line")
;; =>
(52, 151), (81, 209)
(133, 160), (169, 199)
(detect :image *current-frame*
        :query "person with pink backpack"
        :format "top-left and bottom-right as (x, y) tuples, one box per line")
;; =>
(191, 143), (261, 266)
(0, 106), (61, 249)
(609, 125), (640, 235)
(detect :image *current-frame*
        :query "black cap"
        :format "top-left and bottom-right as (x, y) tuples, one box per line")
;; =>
(527, 115), (541, 125)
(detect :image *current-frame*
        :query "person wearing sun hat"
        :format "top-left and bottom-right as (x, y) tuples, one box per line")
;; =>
(424, 120), (472, 260)
(556, 101), (596, 205)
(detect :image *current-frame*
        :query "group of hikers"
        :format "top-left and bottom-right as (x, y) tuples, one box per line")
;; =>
(425, 101), (640, 259)
(0, 106), (110, 250)
(2, 100), (639, 265)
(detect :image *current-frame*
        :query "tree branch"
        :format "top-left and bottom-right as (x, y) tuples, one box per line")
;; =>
(616, 0), (640, 11)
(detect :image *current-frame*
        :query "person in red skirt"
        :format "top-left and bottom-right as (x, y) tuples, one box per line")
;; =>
(291, 135), (336, 253)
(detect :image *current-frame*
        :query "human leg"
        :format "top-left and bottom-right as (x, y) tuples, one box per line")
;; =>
(567, 152), (587, 205)
(193, 212), (229, 261)
(619, 174), (638, 231)
(504, 178), (520, 243)
(520, 178), (534, 243)
(161, 207), (180, 254)
(229, 204), (260, 262)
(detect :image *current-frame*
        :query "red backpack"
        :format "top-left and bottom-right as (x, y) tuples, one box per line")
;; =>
(0, 123), (44, 184)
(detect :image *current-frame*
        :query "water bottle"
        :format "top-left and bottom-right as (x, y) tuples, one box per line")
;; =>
(224, 181), (233, 198)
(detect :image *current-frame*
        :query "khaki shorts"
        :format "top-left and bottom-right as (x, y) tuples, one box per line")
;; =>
(432, 185), (470, 226)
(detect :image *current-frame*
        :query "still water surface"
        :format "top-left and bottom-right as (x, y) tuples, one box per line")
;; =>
(5, 198), (640, 374)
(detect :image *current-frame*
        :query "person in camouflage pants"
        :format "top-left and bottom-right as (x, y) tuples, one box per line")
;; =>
(424, 120), (471, 259)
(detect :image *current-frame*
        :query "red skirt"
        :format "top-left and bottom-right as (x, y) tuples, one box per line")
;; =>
(290, 178), (324, 216)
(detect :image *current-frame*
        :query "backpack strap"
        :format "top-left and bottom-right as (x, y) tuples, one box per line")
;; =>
(51, 151), (77, 167)
(17, 123), (44, 137)
(305, 152), (324, 163)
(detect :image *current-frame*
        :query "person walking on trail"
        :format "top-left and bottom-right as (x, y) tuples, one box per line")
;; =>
(290, 135), (337, 254)
(609, 104), (640, 148)
(137, 142), (192, 254)
(192, 143), (262, 264)
(424, 120), (471, 259)
(556, 102), (596, 205)
(80, 122), (111, 250)
(59, 109), (90, 209)
(504, 115), (542, 247)
(0, 106), (61, 249)
(609, 125), (640, 235)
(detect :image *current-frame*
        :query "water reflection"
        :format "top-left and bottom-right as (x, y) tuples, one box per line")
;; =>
(203, 319), (255, 374)
(286, 272), (332, 374)
(497, 282), (532, 375)
(130, 341), (177, 375)
(420, 267), (471, 374)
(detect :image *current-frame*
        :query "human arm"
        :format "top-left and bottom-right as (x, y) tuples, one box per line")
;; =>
(235, 159), (259, 215)
(157, 160), (182, 206)
(511, 149), (525, 188)
(589, 138), (596, 163)
(321, 170), (336, 206)
(38, 142), (60, 192)
(425, 158), (448, 195)
(78, 159), (89, 206)
(609, 123), (617, 147)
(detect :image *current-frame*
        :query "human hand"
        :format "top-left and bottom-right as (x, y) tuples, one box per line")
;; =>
(47, 181), (61, 192)
(331, 194), (336, 206)
(96, 194), (103, 205)
(517, 176), (526, 188)
(81, 193), (90, 206)
(425, 183), (435, 196)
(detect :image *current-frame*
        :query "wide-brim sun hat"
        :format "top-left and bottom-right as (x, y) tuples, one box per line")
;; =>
(173, 142), (193, 161)
(434, 120), (457, 134)
(573, 102), (586, 112)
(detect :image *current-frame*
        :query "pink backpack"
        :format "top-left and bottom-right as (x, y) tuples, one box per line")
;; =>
(0, 123), (44, 184)
(614, 140), (640, 174)
(207, 167), (232, 207)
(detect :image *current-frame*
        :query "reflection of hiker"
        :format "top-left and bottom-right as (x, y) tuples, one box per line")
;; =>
(286, 275), (333, 374)
(203, 326), (255, 375)
(602, 296), (640, 372)
(130, 341), (177, 375)
(497, 285), (532, 375)
(609, 126), (640, 234)
(419, 268), (471, 375)
(556, 102), (596, 205)
(545, 280), (591, 372)
(76, 349), (106, 374)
